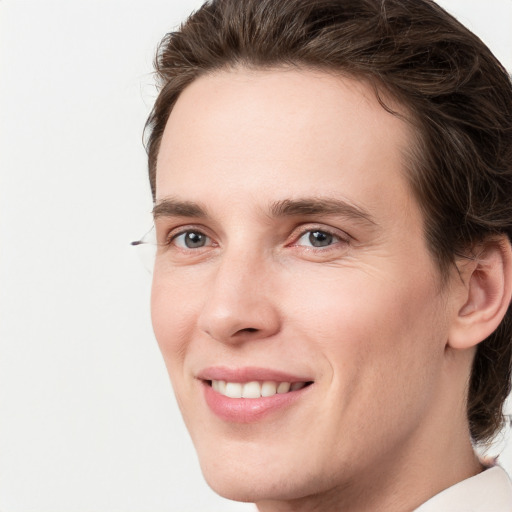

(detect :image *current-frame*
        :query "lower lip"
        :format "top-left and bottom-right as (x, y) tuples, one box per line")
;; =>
(202, 382), (311, 423)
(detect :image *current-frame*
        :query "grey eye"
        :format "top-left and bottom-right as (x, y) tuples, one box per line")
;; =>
(297, 230), (338, 248)
(309, 231), (333, 247)
(174, 231), (210, 249)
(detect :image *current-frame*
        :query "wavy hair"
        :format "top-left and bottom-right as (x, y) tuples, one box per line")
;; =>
(145, 0), (512, 443)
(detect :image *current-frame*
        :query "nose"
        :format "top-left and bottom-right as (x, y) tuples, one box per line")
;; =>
(197, 251), (281, 344)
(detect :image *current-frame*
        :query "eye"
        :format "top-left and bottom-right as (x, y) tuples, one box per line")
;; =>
(171, 230), (212, 249)
(296, 229), (342, 248)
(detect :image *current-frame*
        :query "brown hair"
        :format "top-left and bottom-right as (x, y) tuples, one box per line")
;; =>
(145, 0), (512, 443)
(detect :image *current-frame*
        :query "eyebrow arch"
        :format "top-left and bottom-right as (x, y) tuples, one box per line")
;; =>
(153, 196), (376, 225)
(269, 197), (376, 225)
(152, 198), (208, 219)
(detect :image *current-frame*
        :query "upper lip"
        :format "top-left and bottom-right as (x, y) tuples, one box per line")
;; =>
(197, 366), (313, 383)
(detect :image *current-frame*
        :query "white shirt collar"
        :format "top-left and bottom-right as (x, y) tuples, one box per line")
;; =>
(414, 466), (512, 512)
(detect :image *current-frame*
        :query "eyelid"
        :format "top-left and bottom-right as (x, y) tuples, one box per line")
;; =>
(288, 223), (351, 247)
(156, 223), (216, 247)
(171, 231), (213, 250)
(154, 221), (351, 251)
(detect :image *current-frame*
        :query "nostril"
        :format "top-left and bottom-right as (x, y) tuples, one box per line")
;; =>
(240, 328), (258, 333)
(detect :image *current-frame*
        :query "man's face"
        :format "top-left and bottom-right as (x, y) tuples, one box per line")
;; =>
(151, 69), (456, 504)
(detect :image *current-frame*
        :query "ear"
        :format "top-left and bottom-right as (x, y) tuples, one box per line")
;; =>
(448, 236), (512, 350)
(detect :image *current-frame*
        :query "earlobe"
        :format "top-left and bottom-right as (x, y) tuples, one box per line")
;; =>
(448, 237), (512, 350)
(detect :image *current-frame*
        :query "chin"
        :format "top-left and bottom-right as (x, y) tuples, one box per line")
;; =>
(197, 448), (332, 505)
(203, 475), (264, 503)
(202, 470), (296, 504)
(197, 452), (277, 502)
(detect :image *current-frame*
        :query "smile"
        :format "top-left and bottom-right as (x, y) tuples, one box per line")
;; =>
(209, 380), (310, 398)
(199, 368), (314, 423)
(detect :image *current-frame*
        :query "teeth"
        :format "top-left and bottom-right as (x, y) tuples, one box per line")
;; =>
(210, 380), (308, 398)
(242, 381), (261, 398)
(277, 382), (291, 394)
(225, 382), (242, 398)
(261, 381), (277, 397)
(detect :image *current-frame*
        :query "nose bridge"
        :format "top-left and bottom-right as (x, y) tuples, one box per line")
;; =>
(197, 243), (280, 342)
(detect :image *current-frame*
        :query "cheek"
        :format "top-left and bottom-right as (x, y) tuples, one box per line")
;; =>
(287, 266), (447, 401)
(150, 269), (198, 374)
(339, 278), (447, 431)
(150, 271), (207, 426)
(297, 260), (444, 343)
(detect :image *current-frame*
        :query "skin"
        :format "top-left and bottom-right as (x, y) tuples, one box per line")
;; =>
(151, 68), (482, 511)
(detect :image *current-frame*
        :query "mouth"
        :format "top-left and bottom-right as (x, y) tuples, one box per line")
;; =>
(198, 368), (314, 423)
(207, 379), (312, 398)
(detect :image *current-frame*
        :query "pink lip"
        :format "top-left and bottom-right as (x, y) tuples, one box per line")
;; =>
(198, 366), (313, 423)
(197, 366), (311, 383)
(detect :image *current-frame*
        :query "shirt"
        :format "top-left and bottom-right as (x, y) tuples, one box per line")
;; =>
(414, 466), (512, 512)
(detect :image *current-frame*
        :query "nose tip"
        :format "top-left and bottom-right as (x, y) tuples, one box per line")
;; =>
(197, 262), (281, 344)
(199, 300), (281, 344)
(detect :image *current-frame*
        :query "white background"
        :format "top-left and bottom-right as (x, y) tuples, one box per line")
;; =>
(1, 1), (511, 511)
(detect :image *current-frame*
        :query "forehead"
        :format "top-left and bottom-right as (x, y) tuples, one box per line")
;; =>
(155, 67), (416, 220)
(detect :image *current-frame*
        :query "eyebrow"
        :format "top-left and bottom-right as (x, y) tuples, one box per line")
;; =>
(153, 198), (208, 219)
(153, 196), (376, 226)
(269, 197), (376, 225)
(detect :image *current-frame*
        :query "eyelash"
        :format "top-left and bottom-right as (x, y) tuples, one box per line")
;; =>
(291, 226), (350, 250)
(162, 224), (350, 253)
(167, 229), (215, 250)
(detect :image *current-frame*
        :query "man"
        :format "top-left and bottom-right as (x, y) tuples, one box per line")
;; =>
(139, 0), (512, 509)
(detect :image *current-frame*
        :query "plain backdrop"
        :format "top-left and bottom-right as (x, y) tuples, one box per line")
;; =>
(1, 1), (511, 511)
